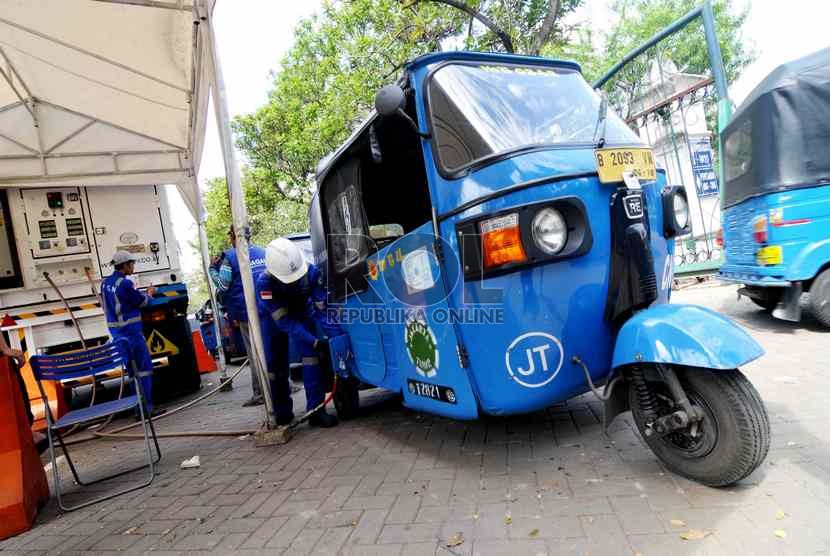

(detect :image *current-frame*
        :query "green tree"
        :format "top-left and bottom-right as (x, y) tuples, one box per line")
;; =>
(552, 0), (754, 118)
(199, 168), (308, 257)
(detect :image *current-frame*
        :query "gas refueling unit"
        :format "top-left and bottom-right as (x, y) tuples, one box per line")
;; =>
(0, 185), (200, 429)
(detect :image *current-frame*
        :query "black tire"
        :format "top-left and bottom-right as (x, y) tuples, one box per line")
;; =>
(333, 376), (360, 421)
(808, 268), (830, 327)
(629, 366), (770, 487)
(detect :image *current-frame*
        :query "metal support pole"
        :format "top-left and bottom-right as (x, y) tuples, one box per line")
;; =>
(196, 216), (228, 378)
(200, 4), (276, 427)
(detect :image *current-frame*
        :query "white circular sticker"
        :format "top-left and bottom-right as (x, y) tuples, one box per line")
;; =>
(504, 332), (564, 388)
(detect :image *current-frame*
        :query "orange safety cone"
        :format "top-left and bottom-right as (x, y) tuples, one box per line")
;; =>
(192, 330), (217, 374)
(0, 356), (49, 541)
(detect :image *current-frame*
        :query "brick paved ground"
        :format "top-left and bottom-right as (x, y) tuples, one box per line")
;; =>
(2, 282), (830, 555)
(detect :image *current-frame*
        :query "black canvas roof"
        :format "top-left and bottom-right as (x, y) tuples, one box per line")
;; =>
(722, 47), (830, 207)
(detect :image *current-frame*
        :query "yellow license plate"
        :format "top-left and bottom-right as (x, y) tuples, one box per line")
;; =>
(595, 148), (657, 183)
(757, 245), (783, 266)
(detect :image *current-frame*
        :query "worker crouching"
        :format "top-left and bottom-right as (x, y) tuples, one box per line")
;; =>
(256, 238), (340, 428)
(101, 251), (165, 419)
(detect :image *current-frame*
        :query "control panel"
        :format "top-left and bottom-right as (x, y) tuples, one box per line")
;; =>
(22, 187), (91, 259)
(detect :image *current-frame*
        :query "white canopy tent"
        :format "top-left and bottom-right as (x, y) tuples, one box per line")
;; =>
(0, 0), (209, 216)
(0, 0), (275, 426)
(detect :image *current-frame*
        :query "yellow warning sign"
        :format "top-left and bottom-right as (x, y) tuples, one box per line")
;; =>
(146, 329), (179, 356)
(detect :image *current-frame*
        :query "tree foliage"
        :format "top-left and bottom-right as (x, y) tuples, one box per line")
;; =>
(200, 169), (308, 256)
(553, 0), (753, 118)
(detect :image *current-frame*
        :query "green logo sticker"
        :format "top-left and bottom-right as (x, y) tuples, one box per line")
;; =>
(405, 317), (439, 378)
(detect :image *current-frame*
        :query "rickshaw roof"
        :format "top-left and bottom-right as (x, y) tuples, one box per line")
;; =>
(723, 47), (830, 207)
(404, 51), (582, 73)
(315, 51), (582, 185)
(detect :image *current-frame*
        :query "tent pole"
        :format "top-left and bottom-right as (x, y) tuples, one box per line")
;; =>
(196, 214), (228, 379)
(201, 4), (277, 428)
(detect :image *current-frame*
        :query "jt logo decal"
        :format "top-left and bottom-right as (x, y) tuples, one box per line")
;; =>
(504, 332), (564, 388)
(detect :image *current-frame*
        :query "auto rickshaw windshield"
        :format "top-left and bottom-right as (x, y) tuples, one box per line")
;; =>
(427, 62), (643, 174)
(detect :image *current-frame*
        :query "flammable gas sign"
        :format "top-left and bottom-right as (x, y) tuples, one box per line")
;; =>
(146, 329), (179, 356)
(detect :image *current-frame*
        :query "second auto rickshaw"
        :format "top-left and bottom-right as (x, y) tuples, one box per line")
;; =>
(719, 47), (830, 326)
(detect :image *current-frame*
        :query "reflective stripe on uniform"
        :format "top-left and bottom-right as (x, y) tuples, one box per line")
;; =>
(271, 307), (288, 321)
(113, 276), (125, 323)
(137, 371), (154, 377)
(107, 316), (142, 328)
(302, 357), (319, 365)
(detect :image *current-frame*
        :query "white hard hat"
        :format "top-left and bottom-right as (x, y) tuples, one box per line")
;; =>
(265, 237), (308, 284)
(111, 250), (135, 265)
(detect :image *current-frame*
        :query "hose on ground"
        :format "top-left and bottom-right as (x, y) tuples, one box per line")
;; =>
(65, 359), (339, 443)
(64, 360), (252, 445)
(287, 374), (337, 431)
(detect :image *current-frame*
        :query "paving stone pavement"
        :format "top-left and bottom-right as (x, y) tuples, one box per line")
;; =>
(2, 282), (830, 555)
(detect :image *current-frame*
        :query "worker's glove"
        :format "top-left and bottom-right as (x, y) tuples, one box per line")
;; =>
(313, 338), (329, 355)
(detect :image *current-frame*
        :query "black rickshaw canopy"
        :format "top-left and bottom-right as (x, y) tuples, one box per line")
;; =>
(723, 47), (830, 208)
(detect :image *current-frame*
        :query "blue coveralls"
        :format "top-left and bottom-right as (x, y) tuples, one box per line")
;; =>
(210, 246), (267, 397)
(213, 247), (267, 324)
(255, 263), (341, 421)
(101, 271), (154, 411)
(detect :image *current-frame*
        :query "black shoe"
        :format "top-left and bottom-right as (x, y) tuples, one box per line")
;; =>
(242, 396), (264, 407)
(308, 410), (338, 428)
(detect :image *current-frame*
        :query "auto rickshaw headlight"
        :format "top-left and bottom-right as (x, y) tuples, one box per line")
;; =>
(531, 207), (568, 255)
(662, 186), (691, 237)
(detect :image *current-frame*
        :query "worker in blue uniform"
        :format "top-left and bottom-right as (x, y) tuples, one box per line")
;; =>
(256, 237), (340, 428)
(209, 226), (268, 406)
(101, 251), (164, 418)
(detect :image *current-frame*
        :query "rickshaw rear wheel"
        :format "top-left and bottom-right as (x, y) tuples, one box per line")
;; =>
(808, 269), (830, 327)
(629, 365), (770, 487)
(333, 375), (360, 421)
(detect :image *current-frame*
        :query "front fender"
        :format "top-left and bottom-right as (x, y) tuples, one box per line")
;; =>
(786, 238), (830, 281)
(612, 304), (764, 370)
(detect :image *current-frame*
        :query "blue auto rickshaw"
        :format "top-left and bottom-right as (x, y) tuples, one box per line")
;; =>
(719, 47), (830, 326)
(312, 51), (769, 486)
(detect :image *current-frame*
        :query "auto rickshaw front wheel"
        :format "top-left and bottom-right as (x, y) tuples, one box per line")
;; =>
(629, 365), (770, 487)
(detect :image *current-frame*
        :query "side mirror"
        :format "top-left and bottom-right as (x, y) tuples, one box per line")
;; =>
(374, 84), (432, 139)
(374, 85), (406, 116)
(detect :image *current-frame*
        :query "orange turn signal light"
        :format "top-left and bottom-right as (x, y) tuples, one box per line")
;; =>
(480, 213), (527, 269)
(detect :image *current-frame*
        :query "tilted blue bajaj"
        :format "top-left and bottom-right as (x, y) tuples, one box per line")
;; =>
(310, 51), (770, 487)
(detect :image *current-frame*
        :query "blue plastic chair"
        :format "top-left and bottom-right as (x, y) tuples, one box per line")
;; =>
(29, 338), (161, 512)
